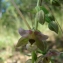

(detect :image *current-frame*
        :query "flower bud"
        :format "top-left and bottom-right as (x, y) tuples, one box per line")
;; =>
(48, 21), (58, 33)
(36, 10), (45, 25)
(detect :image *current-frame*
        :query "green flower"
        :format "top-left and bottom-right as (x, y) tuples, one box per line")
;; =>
(16, 28), (48, 51)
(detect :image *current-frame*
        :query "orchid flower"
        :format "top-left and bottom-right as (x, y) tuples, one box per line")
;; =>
(16, 28), (48, 51)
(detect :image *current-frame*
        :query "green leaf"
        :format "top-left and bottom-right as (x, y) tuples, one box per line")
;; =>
(40, 6), (49, 14)
(45, 15), (51, 23)
(16, 37), (29, 47)
(45, 13), (55, 23)
(48, 21), (58, 33)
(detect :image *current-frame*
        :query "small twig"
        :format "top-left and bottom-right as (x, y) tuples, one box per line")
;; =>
(10, 0), (31, 29)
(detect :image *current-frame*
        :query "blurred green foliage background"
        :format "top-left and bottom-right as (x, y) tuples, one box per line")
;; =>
(0, 0), (63, 62)
(0, 0), (63, 51)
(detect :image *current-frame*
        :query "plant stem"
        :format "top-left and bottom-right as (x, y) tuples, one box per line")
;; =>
(35, 20), (39, 30)
(34, 0), (40, 30)
(35, 0), (43, 30)
(10, 0), (31, 29)
(37, 0), (39, 6)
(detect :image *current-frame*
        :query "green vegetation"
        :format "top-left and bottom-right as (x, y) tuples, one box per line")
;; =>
(0, 0), (63, 63)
